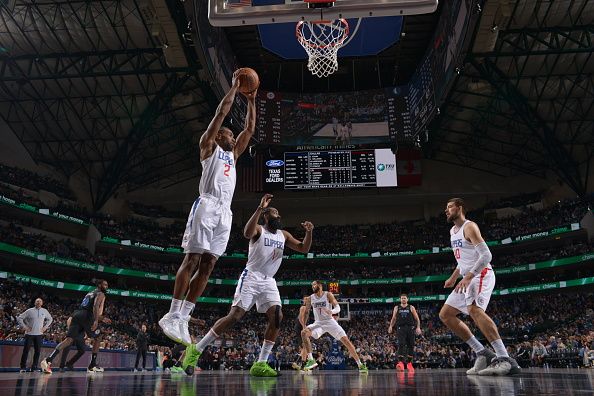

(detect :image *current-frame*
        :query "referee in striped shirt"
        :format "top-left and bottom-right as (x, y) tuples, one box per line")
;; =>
(17, 298), (53, 372)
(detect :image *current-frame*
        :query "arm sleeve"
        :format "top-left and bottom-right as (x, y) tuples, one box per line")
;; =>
(331, 304), (341, 314)
(469, 242), (492, 275)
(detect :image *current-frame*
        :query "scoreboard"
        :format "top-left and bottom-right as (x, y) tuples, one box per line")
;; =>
(264, 148), (397, 190)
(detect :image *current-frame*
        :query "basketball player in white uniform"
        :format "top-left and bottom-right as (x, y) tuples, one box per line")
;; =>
(301, 281), (368, 373)
(159, 70), (257, 346)
(439, 198), (521, 375)
(181, 194), (314, 377)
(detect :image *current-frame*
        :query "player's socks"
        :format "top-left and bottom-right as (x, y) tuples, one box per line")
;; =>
(169, 299), (183, 314)
(465, 336), (485, 353)
(490, 339), (510, 358)
(258, 340), (275, 362)
(46, 349), (59, 363)
(307, 353), (313, 360)
(196, 329), (218, 352)
(179, 301), (195, 318)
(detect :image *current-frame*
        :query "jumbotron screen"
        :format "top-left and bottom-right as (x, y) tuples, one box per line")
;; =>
(264, 149), (397, 190)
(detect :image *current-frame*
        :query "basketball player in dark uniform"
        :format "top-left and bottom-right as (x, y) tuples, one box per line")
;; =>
(41, 279), (110, 374)
(388, 293), (421, 371)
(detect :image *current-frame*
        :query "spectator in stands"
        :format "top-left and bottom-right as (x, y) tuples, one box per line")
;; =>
(531, 340), (548, 367)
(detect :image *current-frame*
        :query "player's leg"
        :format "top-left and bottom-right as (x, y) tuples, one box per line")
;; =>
(159, 253), (201, 343)
(327, 321), (366, 372)
(467, 271), (520, 375)
(439, 294), (495, 375)
(42, 335), (74, 374)
(88, 336), (104, 372)
(65, 336), (87, 369)
(405, 327), (415, 372)
(250, 304), (283, 377)
(396, 327), (406, 371)
(182, 305), (247, 375)
(301, 325), (320, 370)
(161, 197), (214, 342)
(179, 210), (231, 345)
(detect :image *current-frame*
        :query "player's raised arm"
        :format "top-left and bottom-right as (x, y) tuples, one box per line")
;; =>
(282, 221), (314, 253)
(234, 91), (257, 160)
(243, 194), (273, 240)
(200, 71), (241, 160)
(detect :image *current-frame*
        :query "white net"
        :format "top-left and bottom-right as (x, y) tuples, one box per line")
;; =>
(296, 18), (349, 78)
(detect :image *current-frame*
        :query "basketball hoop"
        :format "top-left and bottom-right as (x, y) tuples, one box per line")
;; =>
(296, 18), (349, 78)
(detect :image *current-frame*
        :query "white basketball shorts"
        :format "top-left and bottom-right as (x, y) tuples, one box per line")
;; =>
(181, 194), (232, 258)
(444, 268), (495, 315)
(307, 320), (347, 341)
(232, 269), (281, 314)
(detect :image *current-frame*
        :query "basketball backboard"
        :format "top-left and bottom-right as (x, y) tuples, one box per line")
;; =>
(209, 0), (439, 26)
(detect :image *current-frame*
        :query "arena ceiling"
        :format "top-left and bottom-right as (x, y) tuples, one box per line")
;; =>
(0, 0), (592, 212)
(426, 0), (594, 196)
(0, 0), (213, 210)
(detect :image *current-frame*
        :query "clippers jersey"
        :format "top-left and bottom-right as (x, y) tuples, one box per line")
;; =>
(310, 292), (333, 322)
(450, 220), (492, 276)
(245, 228), (286, 278)
(199, 145), (236, 205)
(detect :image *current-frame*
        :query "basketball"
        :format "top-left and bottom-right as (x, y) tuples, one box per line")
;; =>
(237, 67), (260, 94)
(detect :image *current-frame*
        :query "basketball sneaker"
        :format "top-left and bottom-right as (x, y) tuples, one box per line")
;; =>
(170, 366), (185, 374)
(407, 362), (415, 372)
(179, 315), (192, 346)
(19, 369), (27, 373)
(303, 358), (318, 371)
(467, 348), (496, 375)
(396, 361), (405, 371)
(40, 359), (52, 374)
(250, 361), (279, 377)
(159, 312), (182, 343)
(87, 365), (104, 373)
(478, 356), (521, 376)
(358, 363), (369, 373)
(181, 344), (201, 375)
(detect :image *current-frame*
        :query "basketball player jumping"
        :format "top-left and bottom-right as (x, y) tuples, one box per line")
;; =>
(439, 198), (521, 375)
(41, 280), (110, 374)
(159, 70), (257, 346)
(301, 281), (368, 373)
(181, 194), (314, 377)
(388, 293), (422, 371)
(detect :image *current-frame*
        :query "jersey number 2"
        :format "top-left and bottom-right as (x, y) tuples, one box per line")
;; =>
(223, 164), (231, 176)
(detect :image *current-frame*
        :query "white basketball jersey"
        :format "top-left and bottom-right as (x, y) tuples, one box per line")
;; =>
(245, 228), (286, 278)
(450, 220), (492, 276)
(199, 145), (236, 205)
(310, 292), (333, 322)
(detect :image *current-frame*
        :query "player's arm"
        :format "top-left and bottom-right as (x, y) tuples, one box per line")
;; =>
(298, 305), (308, 328)
(92, 293), (106, 329)
(301, 297), (311, 325)
(327, 292), (341, 315)
(444, 267), (460, 288)
(388, 306), (398, 333)
(200, 71), (241, 160)
(282, 221), (314, 253)
(233, 91), (257, 160)
(244, 194), (273, 240)
(455, 222), (492, 292)
(411, 306), (422, 335)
